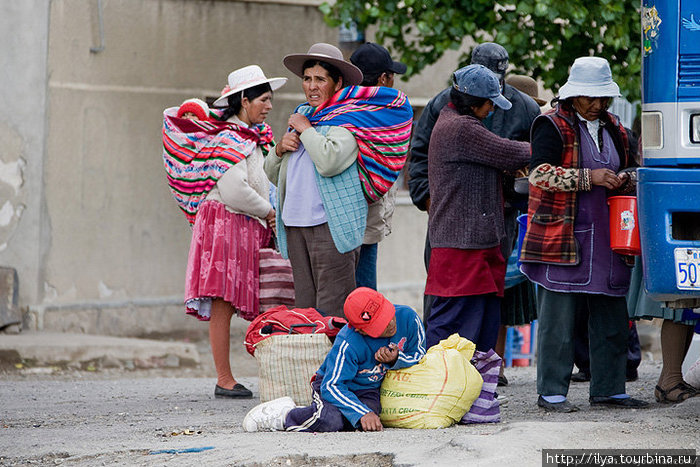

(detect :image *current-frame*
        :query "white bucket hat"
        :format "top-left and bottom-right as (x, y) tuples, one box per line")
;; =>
(283, 43), (364, 86)
(213, 65), (287, 108)
(558, 57), (621, 100)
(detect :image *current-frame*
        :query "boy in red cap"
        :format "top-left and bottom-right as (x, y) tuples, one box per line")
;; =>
(243, 287), (426, 432)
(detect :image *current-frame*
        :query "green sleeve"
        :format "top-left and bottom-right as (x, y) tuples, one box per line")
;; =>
(299, 126), (358, 177)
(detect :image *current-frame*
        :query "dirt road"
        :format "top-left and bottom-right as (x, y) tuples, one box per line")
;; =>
(1, 351), (698, 467)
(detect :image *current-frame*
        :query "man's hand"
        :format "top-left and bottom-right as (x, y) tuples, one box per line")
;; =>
(359, 412), (383, 431)
(374, 343), (399, 365)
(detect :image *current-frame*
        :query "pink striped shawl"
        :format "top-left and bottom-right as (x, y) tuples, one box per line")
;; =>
(162, 108), (274, 224)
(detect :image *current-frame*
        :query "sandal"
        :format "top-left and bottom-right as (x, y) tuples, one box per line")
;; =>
(654, 382), (699, 404)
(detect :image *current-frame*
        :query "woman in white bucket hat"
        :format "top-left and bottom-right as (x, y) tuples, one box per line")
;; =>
(167, 65), (286, 399)
(518, 56), (647, 412)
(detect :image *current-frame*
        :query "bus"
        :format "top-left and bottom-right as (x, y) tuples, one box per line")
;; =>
(639, 0), (700, 307)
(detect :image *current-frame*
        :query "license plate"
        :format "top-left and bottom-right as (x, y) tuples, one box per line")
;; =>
(674, 248), (700, 290)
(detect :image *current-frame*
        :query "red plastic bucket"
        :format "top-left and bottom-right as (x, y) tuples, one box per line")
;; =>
(607, 196), (640, 255)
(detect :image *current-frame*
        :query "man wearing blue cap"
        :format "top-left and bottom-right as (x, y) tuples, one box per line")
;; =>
(409, 43), (540, 214)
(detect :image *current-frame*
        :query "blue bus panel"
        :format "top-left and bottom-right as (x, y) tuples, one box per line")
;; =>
(637, 168), (700, 301)
(643, 0), (678, 104)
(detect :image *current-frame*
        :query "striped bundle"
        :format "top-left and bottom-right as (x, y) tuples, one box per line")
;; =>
(258, 247), (295, 313)
(461, 349), (501, 424)
(304, 85), (413, 202)
(161, 108), (274, 224)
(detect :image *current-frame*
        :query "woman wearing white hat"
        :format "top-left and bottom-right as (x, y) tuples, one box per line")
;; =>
(519, 57), (646, 412)
(167, 65), (286, 399)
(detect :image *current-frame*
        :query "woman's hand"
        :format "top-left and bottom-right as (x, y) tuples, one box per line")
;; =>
(359, 412), (383, 432)
(265, 208), (276, 232)
(288, 114), (312, 134)
(275, 131), (300, 157)
(590, 168), (623, 190)
(615, 169), (637, 193)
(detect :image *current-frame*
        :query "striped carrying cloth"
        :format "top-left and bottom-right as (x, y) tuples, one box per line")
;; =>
(161, 108), (274, 224)
(460, 349), (502, 424)
(258, 247), (295, 313)
(301, 85), (413, 202)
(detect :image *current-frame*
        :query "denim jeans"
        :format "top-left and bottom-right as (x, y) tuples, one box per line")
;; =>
(355, 243), (378, 290)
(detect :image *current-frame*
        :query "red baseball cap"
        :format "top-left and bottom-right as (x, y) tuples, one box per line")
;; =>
(343, 287), (396, 338)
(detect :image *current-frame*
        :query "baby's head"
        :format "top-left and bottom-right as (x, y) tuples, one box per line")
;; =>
(177, 98), (210, 121)
(344, 287), (397, 338)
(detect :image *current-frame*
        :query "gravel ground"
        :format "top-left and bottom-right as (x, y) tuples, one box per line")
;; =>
(1, 341), (699, 467)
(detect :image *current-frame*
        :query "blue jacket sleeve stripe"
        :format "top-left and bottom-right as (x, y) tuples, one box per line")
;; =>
(324, 340), (371, 417)
(396, 314), (427, 366)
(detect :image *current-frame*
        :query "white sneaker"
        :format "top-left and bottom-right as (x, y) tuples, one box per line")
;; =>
(242, 396), (296, 432)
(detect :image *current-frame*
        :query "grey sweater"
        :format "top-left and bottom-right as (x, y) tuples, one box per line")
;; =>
(428, 104), (530, 250)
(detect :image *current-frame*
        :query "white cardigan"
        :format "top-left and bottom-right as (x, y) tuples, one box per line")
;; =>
(205, 116), (272, 226)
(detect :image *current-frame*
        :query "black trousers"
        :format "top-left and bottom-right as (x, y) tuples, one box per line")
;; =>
(537, 288), (628, 397)
(573, 306), (642, 378)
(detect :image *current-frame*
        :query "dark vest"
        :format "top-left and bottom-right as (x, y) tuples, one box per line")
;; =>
(520, 103), (629, 264)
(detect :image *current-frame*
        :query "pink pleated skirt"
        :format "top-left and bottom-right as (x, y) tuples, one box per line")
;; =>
(185, 200), (271, 321)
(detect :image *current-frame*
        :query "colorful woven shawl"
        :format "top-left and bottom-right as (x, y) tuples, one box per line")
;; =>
(162, 108), (274, 224)
(300, 85), (413, 202)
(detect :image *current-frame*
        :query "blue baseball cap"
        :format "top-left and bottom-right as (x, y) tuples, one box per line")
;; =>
(452, 64), (512, 110)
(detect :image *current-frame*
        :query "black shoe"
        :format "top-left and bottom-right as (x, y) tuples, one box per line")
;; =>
(626, 370), (638, 382)
(570, 370), (591, 382)
(215, 383), (253, 399)
(537, 396), (579, 413)
(589, 396), (649, 408)
(497, 374), (509, 387)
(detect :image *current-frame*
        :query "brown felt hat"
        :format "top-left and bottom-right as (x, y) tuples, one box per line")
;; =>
(506, 75), (547, 106)
(283, 43), (363, 86)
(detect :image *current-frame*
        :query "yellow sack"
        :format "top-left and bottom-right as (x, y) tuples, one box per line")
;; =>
(379, 333), (483, 429)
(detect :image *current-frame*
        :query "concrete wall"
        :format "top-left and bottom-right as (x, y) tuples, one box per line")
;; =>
(1, 0), (467, 336)
(0, 2), (51, 313)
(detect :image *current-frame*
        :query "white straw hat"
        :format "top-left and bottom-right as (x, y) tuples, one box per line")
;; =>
(558, 57), (620, 100)
(213, 65), (287, 108)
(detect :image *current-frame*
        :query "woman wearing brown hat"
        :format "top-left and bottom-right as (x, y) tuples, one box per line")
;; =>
(264, 43), (365, 318)
(264, 43), (413, 318)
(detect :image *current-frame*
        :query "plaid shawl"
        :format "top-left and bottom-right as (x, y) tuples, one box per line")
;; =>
(520, 103), (629, 264)
(162, 108), (274, 224)
(298, 85), (413, 202)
